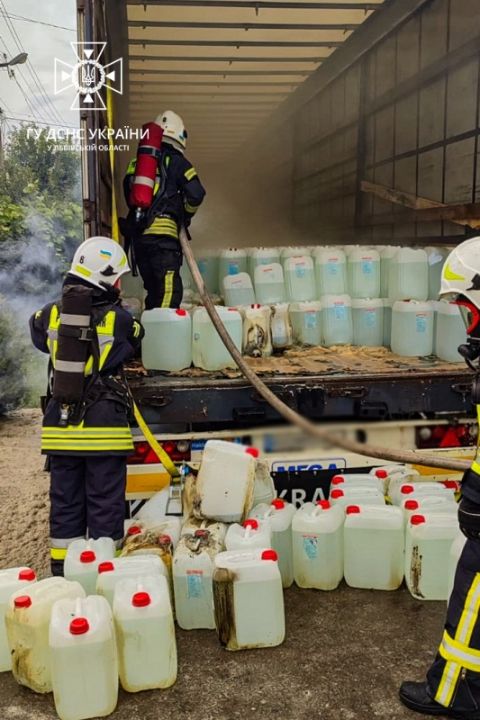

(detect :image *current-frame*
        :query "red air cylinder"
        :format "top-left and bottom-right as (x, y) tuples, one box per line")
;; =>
(129, 121), (164, 210)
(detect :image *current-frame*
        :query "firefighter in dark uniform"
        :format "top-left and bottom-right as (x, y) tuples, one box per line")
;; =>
(29, 236), (144, 576)
(400, 238), (480, 719)
(124, 110), (206, 310)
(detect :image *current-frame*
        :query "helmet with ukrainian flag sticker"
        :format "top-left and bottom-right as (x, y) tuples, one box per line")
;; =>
(69, 236), (130, 290)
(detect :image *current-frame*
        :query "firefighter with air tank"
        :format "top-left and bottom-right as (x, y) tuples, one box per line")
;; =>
(29, 237), (144, 576)
(401, 238), (480, 719)
(122, 110), (206, 310)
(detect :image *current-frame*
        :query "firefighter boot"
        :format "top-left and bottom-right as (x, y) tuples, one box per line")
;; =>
(400, 681), (480, 719)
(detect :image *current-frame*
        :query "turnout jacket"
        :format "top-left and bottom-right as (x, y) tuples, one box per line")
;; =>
(124, 145), (206, 245)
(29, 277), (144, 457)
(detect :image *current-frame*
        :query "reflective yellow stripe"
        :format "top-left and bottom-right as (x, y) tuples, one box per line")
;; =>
(146, 218), (179, 238)
(472, 461), (480, 474)
(435, 574), (480, 706)
(42, 443), (134, 451)
(126, 158), (136, 175)
(50, 548), (67, 560)
(35, 310), (42, 319)
(184, 167), (197, 181)
(161, 271), (174, 308)
(184, 201), (199, 214)
(440, 631), (480, 672)
(133, 321), (142, 338)
(74, 264), (92, 278)
(43, 427), (132, 436)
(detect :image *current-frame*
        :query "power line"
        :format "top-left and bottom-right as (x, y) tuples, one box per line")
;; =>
(4, 13), (75, 32)
(0, 1), (68, 125)
(4, 114), (78, 129)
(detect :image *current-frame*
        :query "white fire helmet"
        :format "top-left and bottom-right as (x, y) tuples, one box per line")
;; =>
(69, 236), (130, 290)
(440, 237), (480, 306)
(156, 110), (187, 150)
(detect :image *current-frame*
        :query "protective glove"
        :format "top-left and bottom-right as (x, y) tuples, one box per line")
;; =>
(458, 496), (480, 541)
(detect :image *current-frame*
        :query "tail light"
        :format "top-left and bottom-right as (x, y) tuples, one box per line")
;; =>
(128, 440), (190, 465)
(416, 424), (477, 449)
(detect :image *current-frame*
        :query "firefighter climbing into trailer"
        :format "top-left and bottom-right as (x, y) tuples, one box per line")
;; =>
(29, 237), (144, 576)
(401, 237), (480, 719)
(122, 110), (206, 309)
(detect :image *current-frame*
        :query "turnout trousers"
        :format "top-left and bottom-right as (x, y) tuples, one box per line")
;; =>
(134, 233), (183, 310)
(49, 454), (126, 576)
(427, 539), (480, 713)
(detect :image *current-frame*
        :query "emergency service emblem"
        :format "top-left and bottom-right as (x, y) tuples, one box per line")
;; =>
(54, 42), (123, 111)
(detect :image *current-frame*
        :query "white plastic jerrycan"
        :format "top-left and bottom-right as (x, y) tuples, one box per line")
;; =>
(136, 492), (182, 528)
(352, 298), (384, 346)
(225, 518), (272, 552)
(249, 499), (295, 588)
(195, 440), (258, 522)
(6, 577), (85, 694)
(242, 304), (273, 358)
(213, 548), (285, 650)
(284, 255), (317, 302)
(330, 473), (385, 494)
(371, 466), (420, 498)
(114, 575), (176, 692)
(173, 526), (225, 630)
(321, 294), (353, 346)
(248, 247), (280, 278)
(96, 556), (168, 607)
(123, 516), (182, 549)
(289, 301), (322, 346)
(49, 595), (118, 720)
(405, 513), (460, 600)
(329, 486), (385, 509)
(388, 248), (429, 302)
(347, 248), (380, 299)
(314, 247), (347, 296)
(447, 533), (467, 601)
(180, 517), (228, 544)
(197, 251), (219, 294)
(0, 567), (36, 672)
(218, 248), (248, 292)
(223, 271), (256, 308)
(391, 300), (434, 357)
(436, 301), (467, 363)
(64, 538), (116, 596)
(292, 500), (344, 591)
(344, 505), (404, 591)
(192, 306), (242, 371)
(254, 263), (286, 305)
(141, 308), (192, 371)
(390, 481), (456, 507)
(270, 303), (293, 350)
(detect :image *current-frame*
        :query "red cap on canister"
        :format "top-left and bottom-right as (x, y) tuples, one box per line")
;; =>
(404, 500), (419, 511)
(69, 617), (90, 635)
(132, 592), (151, 608)
(159, 534), (172, 545)
(80, 550), (96, 564)
(271, 499), (285, 510)
(375, 469), (388, 479)
(331, 477), (345, 485)
(443, 480), (458, 490)
(18, 569), (36, 582)
(330, 489), (344, 499)
(98, 561), (114, 573)
(127, 525), (142, 536)
(243, 519), (259, 530)
(317, 500), (331, 509)
(401, 485), (414, 495)
(14, 595), (32, 609)
(261, 549), (278, 561)
(410, 514), (426, 525)
(346, 505), (360, 515)
(194, 529), (209, 538)
(245, 447), (260, 458)
(176, 309), (187, 316)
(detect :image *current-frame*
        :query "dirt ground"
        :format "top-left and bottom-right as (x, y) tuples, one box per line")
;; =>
(0, 409), (446, 720)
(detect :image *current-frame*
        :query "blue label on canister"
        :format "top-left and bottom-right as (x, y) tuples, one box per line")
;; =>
(416, 314), (427, 333)
(362, 260), (373, 275)
(303, 536), (318, 559)
(305, 312), (317, 329)
(365, 310), (376, 328)
(295, 265), (306, 278)
(334, 304), (346, 320)
(326, 261), (338, 276)
(187, 572), (203, 599)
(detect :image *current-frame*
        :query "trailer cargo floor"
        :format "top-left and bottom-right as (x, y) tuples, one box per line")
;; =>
(0, 410), (445, 720)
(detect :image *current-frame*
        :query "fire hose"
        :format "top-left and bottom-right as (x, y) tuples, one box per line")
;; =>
(179, 228), (471, 473)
